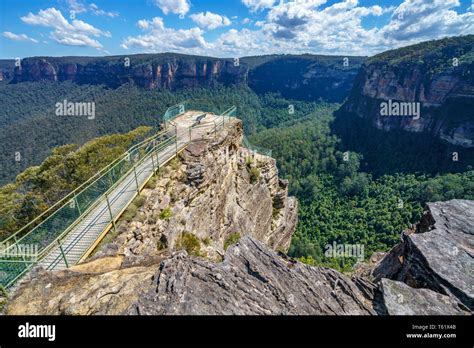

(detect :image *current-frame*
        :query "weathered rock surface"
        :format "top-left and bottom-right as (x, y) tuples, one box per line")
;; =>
(379, 279), (469, 315)
(101, 118), (298, 263)
(372, 199), (474, 312)
(6, 237), (376, 315)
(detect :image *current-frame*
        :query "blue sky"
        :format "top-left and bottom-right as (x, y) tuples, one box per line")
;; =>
(0, 0), (473, 58)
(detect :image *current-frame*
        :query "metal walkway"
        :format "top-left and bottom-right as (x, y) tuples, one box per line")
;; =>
(0, 103), (237, 288)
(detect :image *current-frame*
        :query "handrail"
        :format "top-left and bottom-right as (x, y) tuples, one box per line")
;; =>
(1, 127), (173, 245)
(1, 135), (179, 287)
(0, 102), (240, 289)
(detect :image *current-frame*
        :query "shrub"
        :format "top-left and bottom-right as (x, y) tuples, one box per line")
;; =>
(249, 167), (260, 183)
(145, 175), (159, 189)
(175, 232), (201, 256)
(224, 232), (241, 250)
(159, 207), (173, 220)
(202, 236), (211, 246)
(133, 195), (146, 207)
(272, 207), (281, 219)
(169, 157), (181, 171)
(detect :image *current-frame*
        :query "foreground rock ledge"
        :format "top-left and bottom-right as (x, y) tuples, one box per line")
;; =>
(6, 237), (376, 315)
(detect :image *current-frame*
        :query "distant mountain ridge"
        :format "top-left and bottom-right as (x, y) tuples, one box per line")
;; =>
(3, 53), (365, 102)
(341, 35), (474, 148)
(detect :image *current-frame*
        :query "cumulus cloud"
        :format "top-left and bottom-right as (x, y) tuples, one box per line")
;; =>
(154, 0), (191, 16)
(21, 7), (110, 49)
(2, 31), (38, 43)
(382, 0), (473, 42)
(67, 0), (119, 17)
(190, 11), (232, 30)
(120, 0), (472, 57)
(122, 18), (207, 52)
(242, 0), (277, 12)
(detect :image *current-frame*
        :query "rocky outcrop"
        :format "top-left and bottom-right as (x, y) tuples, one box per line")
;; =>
(6, 237), (376, 315)
(94, 118), (298, 264)
(379, 279), (468, 315)
(372, 199), (474, 314)
(342, 36), (474, 147)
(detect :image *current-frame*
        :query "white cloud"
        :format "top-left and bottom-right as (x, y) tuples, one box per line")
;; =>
(190, 11), (231, 30)
(137, 17), (165, 30)
(242, 18), (252, 24)
(242, 0), (277, 12)
(21, 7), (110, 49)
(2, 31), (38, 43)
(121, 0), (473, 57)
(122, 18), (207, 52)
(382, 0), (473, 42)
(67, 0), (119, 17)
(154, 0), (190, 16)
(89, 3), (119, 18)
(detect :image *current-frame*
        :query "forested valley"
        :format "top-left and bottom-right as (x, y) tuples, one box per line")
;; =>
(1, 80), (473, 271)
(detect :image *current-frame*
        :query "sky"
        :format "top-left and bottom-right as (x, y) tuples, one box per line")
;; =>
(0, 0), (473, 59)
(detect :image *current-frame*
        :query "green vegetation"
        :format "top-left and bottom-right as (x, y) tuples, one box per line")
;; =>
(251, 105), (474, 270)
(224, 232), (241, 250)
(368, 35), (474, 70)
(249, 167), (261, 184)
(0, 127), (151, 240)
(0, 82), (320, 185)
(202, 236), (211, 246)
(159, 207), (173, 220)
(175, 232), (204, 257)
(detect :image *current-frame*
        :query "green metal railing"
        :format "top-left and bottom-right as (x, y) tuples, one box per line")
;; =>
(242, 136), (272, 157)
(0, 102), (240, 289)
(0, 126), (177, 288)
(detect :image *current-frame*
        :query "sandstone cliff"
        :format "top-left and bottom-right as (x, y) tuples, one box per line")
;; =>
(11, 55), (247, 89)
(342, 36), (474, 147)
(8, 54), (364, 102)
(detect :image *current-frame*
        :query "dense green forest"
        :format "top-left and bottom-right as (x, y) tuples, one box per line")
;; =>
(250, 107), (474, 270)
(0, 127), (151, 239)
(0, 83), (316, 185)
(1, 80), (473, 272)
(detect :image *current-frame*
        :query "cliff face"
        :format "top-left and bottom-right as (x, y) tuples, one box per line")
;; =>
(342, 36), (474, 147)
(11, 57), (248, 90)
(103, 118), (298, 263)
(9, 54), (364, 102)
(248, 56), (363, 102)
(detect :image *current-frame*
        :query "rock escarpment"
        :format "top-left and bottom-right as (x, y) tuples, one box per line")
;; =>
(98, 118), (298, 263)
(9, 54), (364, 102)
(11, 56), (248, 89)
(371, 199), (473, 314)
(342, 36), (474, 147)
